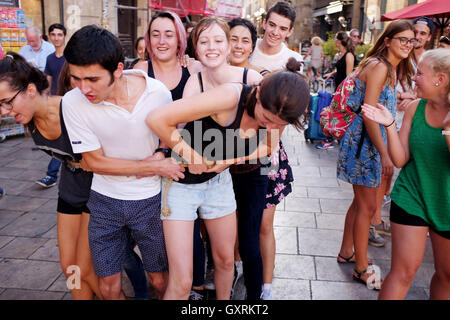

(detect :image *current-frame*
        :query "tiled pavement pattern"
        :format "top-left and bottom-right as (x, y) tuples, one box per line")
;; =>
(0, 127), (433, 300)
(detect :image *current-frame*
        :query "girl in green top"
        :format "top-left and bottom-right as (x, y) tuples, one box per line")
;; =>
(362, 48), (450, 300)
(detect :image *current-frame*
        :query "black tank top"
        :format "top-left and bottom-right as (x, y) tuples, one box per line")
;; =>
(147, 59), (190, 101)
(334, 51), (355, 89)
(29, 102), (92, 206)
(175, 80), (266, 184)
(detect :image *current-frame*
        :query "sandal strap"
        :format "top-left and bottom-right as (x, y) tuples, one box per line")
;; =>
(338, 253), (355, 262)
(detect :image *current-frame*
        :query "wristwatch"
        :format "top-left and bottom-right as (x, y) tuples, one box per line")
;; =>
(442, 130), (450, 136)
(154, 148), (170, 158)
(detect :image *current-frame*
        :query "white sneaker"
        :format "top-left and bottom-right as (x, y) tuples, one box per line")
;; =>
(204, 266), (215, 290)
(260, 288), (273, 300)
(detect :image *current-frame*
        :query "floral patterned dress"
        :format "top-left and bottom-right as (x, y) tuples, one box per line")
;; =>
(337, 77), (397, 188)
(265, 141), (294, 208)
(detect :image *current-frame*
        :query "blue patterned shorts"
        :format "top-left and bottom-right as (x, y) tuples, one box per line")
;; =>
(87, 190), (168, 277)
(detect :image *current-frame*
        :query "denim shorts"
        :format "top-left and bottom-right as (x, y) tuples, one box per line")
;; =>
(161, 169), (237, 221)
(87, 191), (168, 277)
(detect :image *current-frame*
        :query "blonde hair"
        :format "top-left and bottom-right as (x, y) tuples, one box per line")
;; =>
(311, 36), (322, 46)
(420, 48), (450, 104)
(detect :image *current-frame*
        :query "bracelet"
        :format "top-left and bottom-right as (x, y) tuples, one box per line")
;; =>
(384, 119), (395, 128)
(442, 130), (450, 136)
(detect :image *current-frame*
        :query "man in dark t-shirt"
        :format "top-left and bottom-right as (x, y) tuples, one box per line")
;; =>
(36, 24), (67, 188)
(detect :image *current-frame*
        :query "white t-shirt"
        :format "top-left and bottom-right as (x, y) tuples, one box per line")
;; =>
(249, 39), (304, 73)
(62, 69), (173, 200)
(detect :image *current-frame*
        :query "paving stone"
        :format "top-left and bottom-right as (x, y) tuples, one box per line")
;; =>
(29, 239), (59, 262)
(0, 167), (27, 179)
(319, 198), (353, 214)
(40, 225), (58, 239)
(20, 183), (58, 200)
(0, 213), (56, 237)
(0, 210), (23, 230)
(285, 197), (320, 213)
(0, 179), (34, 196)
(274, 211), (315, 229)
(14, 169), (51, 182)
(319, 166), (337, 178)
(315, 213), (346, 231)
(307, 187), (354, 200)
(0, 288), (65, 300)
(294, 176), (339, 188)
(35, 199), (58, 214)
(290, 185), (307, 198)
(0, 236), (14, 250)
(4, 159), (48, 170)
(298, 228), (343, 257)
(47, 273), (69, 293)
(0, 237), (48, 259)
(311, 280), (380, 300)
(0, 259), (61, 290)
(274, 254), (315, 280)
(272, 278), (311, 300)
(274, 227), (297, 254)
(0, 195), (49, 212)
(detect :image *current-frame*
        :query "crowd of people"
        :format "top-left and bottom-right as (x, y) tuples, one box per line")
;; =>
(0, 1), (449, 301)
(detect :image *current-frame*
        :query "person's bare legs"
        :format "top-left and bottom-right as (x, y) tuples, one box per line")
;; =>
(339, 199), (357, 260)
(372, 174), (392, 225)
(204, 212), (236, 300)
(98, 272), (125, 300)
(260, 206), (276, 286)
(162, 220), (194, 300)
(58, 212), (96, 300)
(429, 231), (450, 300)
(378, 222), (428, 299)
(76, 212), (103, 299)
(352, 185), (377, 273)
(147, 271), (168, 299)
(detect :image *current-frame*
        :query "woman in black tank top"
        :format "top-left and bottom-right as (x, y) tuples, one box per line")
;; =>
(134, 11), (202, 102)
(0, 53), (105, 300)
(147, 16), (310, 298)
(228, 18), (295, 300)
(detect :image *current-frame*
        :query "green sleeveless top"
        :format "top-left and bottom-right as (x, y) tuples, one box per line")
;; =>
(391, 99), (450, 231)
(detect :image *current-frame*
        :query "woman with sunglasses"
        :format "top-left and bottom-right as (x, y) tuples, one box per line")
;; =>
(336, 20), (416, 289)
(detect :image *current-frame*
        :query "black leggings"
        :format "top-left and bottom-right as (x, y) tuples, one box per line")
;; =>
(232, 167), (269, 300)
(390, 201), (450, 240)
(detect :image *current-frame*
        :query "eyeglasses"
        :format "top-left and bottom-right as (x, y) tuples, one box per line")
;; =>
(440, 36), (450, 45)
(0, 89), (23, 110)
(392, 37), (418, 47)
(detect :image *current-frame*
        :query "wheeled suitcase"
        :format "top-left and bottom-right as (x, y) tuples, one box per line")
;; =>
(304, 93), (328, 143)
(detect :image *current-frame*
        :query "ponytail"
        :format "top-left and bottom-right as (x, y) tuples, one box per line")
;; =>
(0, 52), (49, 93)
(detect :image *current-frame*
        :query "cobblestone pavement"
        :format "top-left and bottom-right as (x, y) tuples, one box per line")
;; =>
(0, 127), (433, 300)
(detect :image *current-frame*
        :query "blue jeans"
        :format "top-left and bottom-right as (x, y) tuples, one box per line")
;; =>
(47, 158), (61, 179)
(123, 229), (149, 300)
(232, 167), (268, 300)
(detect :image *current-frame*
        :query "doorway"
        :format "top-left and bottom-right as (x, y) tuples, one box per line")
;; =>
(117, 0), (137, 59)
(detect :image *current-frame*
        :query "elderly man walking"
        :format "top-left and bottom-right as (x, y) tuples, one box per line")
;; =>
(18, 26), (55, 71)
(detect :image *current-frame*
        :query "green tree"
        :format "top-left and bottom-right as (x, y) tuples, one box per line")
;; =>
(322, 31), (338, 59)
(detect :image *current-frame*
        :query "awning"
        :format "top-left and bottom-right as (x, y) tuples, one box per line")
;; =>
(149, 0), (243, 18)
(149, 0), (207, 17)
(380, 0), (450, 21)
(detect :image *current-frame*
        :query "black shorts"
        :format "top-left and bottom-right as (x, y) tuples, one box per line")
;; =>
(390, 201), (450, 240)
(57, 197), (90, 215)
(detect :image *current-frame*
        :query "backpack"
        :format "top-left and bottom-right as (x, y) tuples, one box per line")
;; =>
(320, 70), (361, 139)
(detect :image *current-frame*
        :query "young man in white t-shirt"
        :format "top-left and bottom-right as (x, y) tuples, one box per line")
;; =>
(249, 1), (303, 73)
(62, 26), (185, 300)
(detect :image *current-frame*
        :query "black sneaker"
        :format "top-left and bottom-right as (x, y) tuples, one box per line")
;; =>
(0, 187), (4, 198)
(189, 289), (206, 300)
(35, 176), (57, 188)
